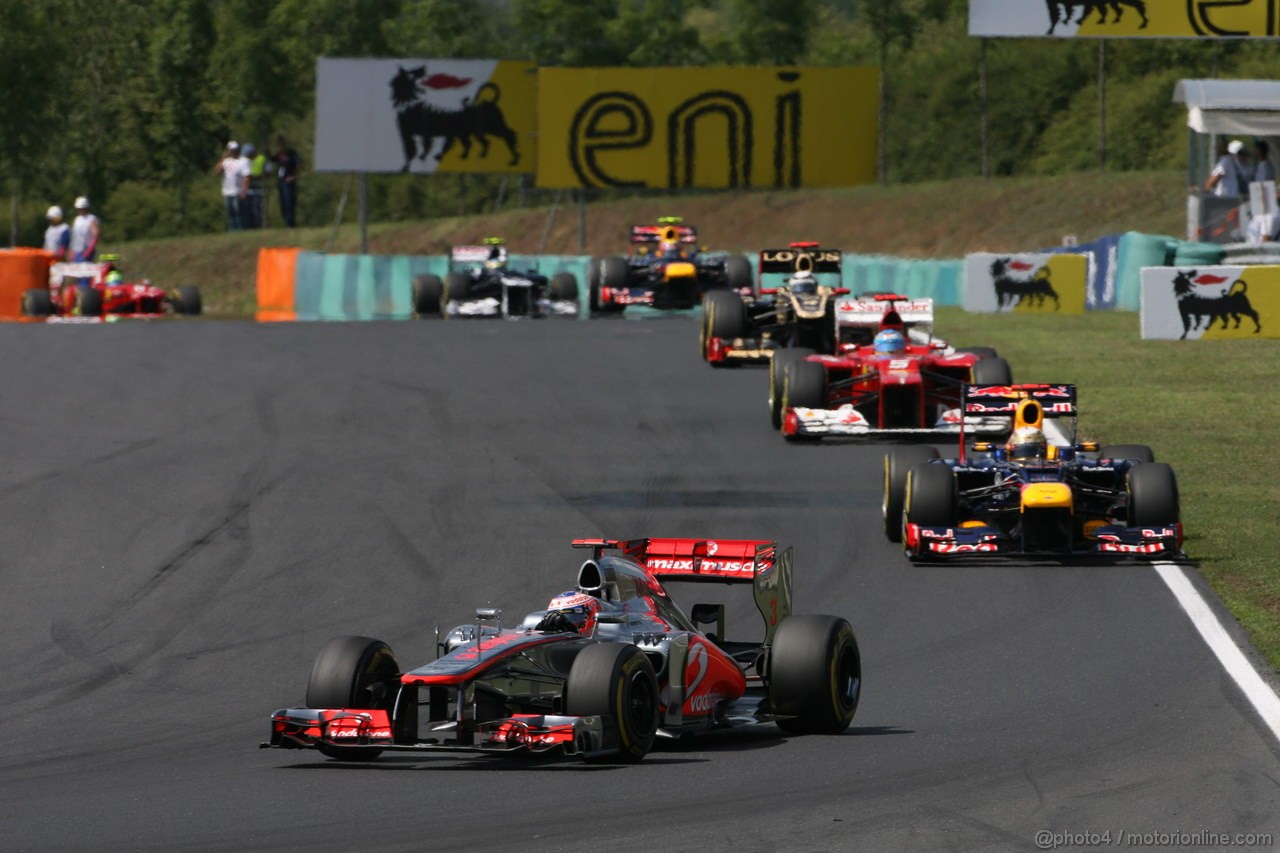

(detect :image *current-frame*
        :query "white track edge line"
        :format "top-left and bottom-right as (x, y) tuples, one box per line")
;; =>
(1153, 561), (1280, 745)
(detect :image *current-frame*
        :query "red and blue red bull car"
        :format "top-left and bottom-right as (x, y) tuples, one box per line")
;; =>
(771, 294), (1012, 440)
(263, 537), (861, 763)
(22, 255), (201, 320)
(883, 384), (1183, 559)
(588, 217), (752, 313)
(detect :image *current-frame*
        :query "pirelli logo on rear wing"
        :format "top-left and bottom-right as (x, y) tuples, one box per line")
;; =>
(759, 247), (842, 276)
(962, 384), (1077, 417)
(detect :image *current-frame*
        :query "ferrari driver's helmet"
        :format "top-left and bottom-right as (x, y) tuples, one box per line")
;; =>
(545, 591), (601, 635)
(873, 329), (906, 355)
(1007, 426), (1048, 460)
(105, 270), (124, 286)
(788, 269), (817, 294)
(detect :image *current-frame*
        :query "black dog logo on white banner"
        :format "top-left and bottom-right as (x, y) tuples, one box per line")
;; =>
(389, 66), (520, 172)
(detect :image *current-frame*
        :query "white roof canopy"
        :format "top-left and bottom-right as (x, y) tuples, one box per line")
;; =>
(1173, 79), (1280, 135)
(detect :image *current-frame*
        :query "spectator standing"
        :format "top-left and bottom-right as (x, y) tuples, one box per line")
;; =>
(215, 141), (250, 231)
(69, 197), (100, 261)
(274, 135), (300, 228)
(43, 206), (70, 261)
(244, 143), (269, 228)
(1205, 139), (1252, 198)
(1255, 140), (1276, 183)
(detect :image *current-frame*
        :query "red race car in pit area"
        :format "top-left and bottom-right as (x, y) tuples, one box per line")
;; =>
(770, 293), (1012, 441)
(22, 254), (202, 320)
(263, 537), (861, 764)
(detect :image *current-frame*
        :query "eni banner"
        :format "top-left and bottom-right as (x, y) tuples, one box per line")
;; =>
(971, 1), (1280, 38)
(536, 67), (878, 189)
(314, 58), (534, 173)
(1140, 266), (1272, 340)
(964, 253), (1088, 314)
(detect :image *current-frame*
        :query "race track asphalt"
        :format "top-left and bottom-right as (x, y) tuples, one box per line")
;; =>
(1, 317), (1277, 853)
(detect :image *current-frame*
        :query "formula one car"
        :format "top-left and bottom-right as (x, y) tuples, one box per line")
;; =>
(772, 294), (1011, 438)
(22, 254), (202, 319)
(702, 243), (846, 365)
(412, 238), (578, 319)
(883, 383), (1183, 559)
(263, 537), (861, 764)
(588, 217), (752, 313)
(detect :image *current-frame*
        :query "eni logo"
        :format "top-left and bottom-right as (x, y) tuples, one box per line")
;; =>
(568, 71), (803, 189)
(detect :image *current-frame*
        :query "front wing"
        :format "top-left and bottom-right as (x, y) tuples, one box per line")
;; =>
(903, 521), (1184, 558)
(445, 297), (578, 318)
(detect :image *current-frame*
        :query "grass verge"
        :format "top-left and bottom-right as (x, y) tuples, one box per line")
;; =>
(937, 307), (1280, 672)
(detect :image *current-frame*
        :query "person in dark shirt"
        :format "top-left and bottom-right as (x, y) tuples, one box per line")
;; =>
(273, 135), (300, 228)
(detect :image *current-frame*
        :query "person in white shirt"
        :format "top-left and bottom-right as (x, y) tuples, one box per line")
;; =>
(69, 197), (100, 261)
(43, 206), (70, 261)
(1205, 140), (1253, 198)
(214, 141), (250, 231)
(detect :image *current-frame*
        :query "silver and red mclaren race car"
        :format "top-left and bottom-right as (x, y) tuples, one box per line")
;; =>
(263, 537), (861, 764)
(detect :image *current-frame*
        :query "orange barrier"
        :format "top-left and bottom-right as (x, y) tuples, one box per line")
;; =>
(256, 247), (299, 321)
(0, 249), (53, 319)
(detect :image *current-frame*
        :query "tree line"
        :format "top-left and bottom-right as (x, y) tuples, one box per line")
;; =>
(1, 0), (1264, 247)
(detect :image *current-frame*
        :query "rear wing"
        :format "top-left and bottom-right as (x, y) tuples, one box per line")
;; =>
(834, 294), (933, 329)
(630, 224), (698, 245)
(573, 537), (793, 644)
(758, 246), (842, 276)
(450, 245), (492, 264)
(962, 384), (1077, 418)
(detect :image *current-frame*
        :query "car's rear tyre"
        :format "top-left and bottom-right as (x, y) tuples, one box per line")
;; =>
(22, 289), (53, 317)
(1127, 462), (1179, 527)
(172, 284), (202, 316)
(969, 355), (1012, 385)
(770, 615), (861, 734)
(412, 274), (443, 316)
(904, 462), (958, 528)
(701, 290), (747, 362)
(884, 446), (941, 542)
(724, 254), (752, 293)
(550, 272), (578, 301)
(1102, 444), (1155, 464)
(75, 285), (103, 317)
(305, 635), (400, 761)
(769, 348), (815, 428)
(565, 643), (659, 763)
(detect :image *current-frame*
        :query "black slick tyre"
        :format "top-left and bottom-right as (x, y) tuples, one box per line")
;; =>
(174, 284), (202, 316)
(702, 290), (747, 362)
(724, 254), (752, 293)
(1102, 444), (1155, 464)
(550, 272), (578, 301)
(565, 643), (659, 763)
(770, 615), (861, 734)
(769, 348), (815, 429)
(1127, 462), (1179, 526)
(442, 273), (470, 319)
(412, 274), (443, 316)
(969, 355), (1012, 385)
(883, 446), (941, 542)
(904, 462), (958, 528)
(305, 635), (400, 761)
(75, 285), (103, 317)
(23, 289), (53, 317)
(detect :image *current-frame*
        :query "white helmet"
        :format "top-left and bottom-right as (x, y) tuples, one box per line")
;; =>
(47, 206), (63, 220)
(1007, 426), (1047, 460)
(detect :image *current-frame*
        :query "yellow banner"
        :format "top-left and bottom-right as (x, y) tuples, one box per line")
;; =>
(536, 67), (878, 189)
(971, 1), (1280, 38)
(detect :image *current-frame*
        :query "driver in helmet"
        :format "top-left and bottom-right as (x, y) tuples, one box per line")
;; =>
(104, 270), (124, 288)
(484, 245), (508, 272)
(873, 328), (907, 356)
(1007, 425), (1049, 461)
(786, 269), (817, 295)
(537, 591), (602, 636)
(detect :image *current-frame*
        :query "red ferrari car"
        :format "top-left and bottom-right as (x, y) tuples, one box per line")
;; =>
(263, 537), (861, 764)
(772, 294), (1012, 441)
(23, 255), (201, 319)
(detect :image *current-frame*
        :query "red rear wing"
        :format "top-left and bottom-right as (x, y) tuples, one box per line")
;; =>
(573, 538), (775, 581)
(630, 225), (698, 244)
